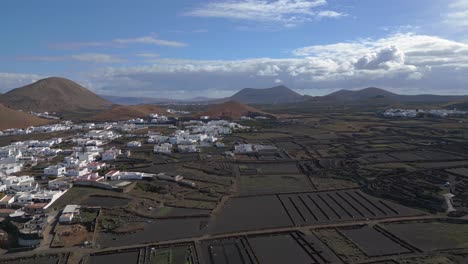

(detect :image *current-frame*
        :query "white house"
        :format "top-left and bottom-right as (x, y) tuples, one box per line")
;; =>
(67, 167), (90, 177)
(154, 143), (173, 154)
(86, 162), (107, 171)
(105, 170), (121, 180)
(44, 165), (67, 177)
(2, 176), (36, 190)
(102, 148), (121, 161)
(178, 145), (199, 153)
(48, 178), (71, 190)
(10, 181), (38, 193)
(16, 190), (65, 205)
(234, 144), (254, 153)
(0, 163), (23, 175)
(127, 141), (142, 148)
(59, 205), (80, 223)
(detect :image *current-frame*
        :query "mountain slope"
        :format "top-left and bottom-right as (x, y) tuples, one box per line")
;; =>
(0, 77), (112, 112)
(199, 101), (271, 119)
(0, 104), (51, 130)
(89, 104), (166, 121)
(324, 87), (468, 103)
(227, 85), (304, 104)
(100, 94), (216, 105)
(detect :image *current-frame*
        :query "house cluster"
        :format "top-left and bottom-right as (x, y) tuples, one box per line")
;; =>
(167, 108), (190, 115)
(383, 108), (468, 118)
(0, 185), (67, 246)
(150, 120), (249, 154)
(127, 113), (173, 125)
(0, 138), (64, 176)
(29, 111), (60, 120)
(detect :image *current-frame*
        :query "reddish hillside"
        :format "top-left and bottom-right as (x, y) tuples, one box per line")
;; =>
(0, 77), (112, 112)
(0, 104), (51, 130)
(89, 104), (167, 121)
(200, 101), (270, 119)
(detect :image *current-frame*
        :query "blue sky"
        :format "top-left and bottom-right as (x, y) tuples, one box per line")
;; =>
(1, 0), (467, 98)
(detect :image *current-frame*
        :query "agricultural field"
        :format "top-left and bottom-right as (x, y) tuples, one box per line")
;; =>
(279, 190), (423, 226)
(3, 107), (468, 264)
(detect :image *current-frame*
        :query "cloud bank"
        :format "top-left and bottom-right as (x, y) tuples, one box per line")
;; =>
(3, 32), (468, 98)
(186, 0), (346, 27)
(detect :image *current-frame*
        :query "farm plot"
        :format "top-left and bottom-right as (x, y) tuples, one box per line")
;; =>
(274, 141), (303, 150)
(80, 195), (131, 208)
(148, 245), (196, 264)
(339, 225), (412, 257)
(387, 151), (428, 162)
(200, 237), (256, 264)
(209, 196), (292, 234)
(88, 250), (139, 264)
(383, 221), (468, 251)
(447, 168), (468, 178)
(247, 232), (341, 264)
(151, 206), (211, 218)
(416, 150), (463, 160)
(238, 174), (315, 195)
(238, 162), (300, 175)
(0, 255), (64, 264)
(357, 153), (399, 164)
(278, 189), (422, 226)
(98, 217), (209, 248)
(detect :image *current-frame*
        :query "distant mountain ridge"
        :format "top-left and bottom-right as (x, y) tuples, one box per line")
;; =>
(324, 87), (468, 103)
(0, 77), (112, 112)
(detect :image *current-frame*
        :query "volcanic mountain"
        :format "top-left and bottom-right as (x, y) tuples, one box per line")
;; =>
(0, 77), (112, 112)
(226, 85), (304, 104)
(323, 87), (468, 103)
(0, 104), (51, 130)
(200, 101), (271, 119)
(89, 104), (167, 121)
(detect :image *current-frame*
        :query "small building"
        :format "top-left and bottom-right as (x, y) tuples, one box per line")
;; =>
(154, 143), (173, 154)
(48, 178), (71, 190)
(67, 167), (90, 177)
(24, 203), (47, 216)
(102, 148), (122, 161)
(0, 195), (14, 208)
(44, 165), (67, 177)
(234, 144), (254, 153)
(86, 162), (107, 171)
(105, 170), (121, 181)
(178, 145), (199, 153)
(59, 204), (80, 223)
(127, 141), (142, 148)
(74, 172), (104, 183)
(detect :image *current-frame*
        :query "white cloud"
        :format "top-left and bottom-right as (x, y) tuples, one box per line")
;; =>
(18, 53), (123, 64)
(0, 73), (44, 92)
(354, 46), (405, 70)
(444, 0), (468, 29)
(316, 10), (345, 18)
(113, 36), (187, 48)
(186, 0), (345, 27)
(85, 32), (468, 97)
(136, 53), (160, 58)
(50, 35), (187, 50)
(71, 53), (124, 63)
